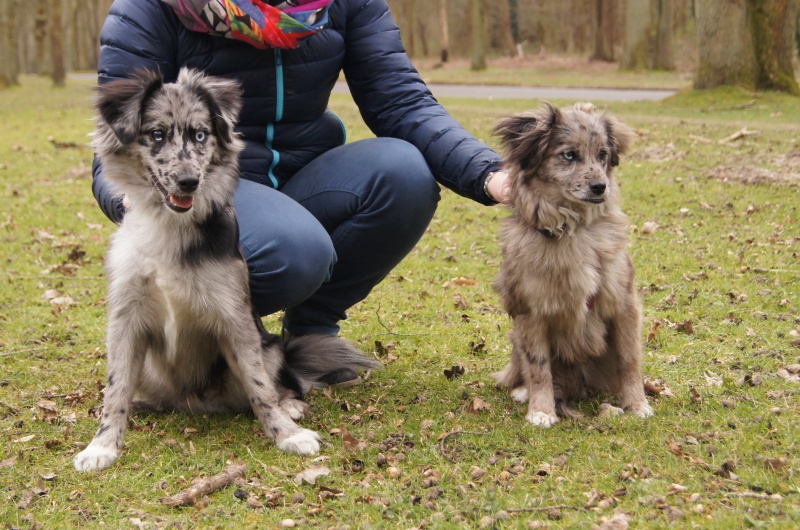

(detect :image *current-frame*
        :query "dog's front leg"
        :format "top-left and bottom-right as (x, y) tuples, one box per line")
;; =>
(74, 315), (151, 471)
(513, 316), (559, 427)
(612, 302), (653, 418)
(224, 327), (321, 456)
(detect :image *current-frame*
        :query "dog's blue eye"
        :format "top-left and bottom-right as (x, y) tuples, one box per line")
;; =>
(563, 151), (576, 161)
(150, 129), (164, 142)
(195, 130), (207, 143)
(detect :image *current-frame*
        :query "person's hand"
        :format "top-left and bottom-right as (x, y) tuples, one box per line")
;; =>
(486, 170), (511, 204)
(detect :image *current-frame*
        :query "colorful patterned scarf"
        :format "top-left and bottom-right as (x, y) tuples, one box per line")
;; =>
(163, 0), (333, 49)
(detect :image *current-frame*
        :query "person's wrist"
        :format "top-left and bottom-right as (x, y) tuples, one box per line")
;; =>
(483, 171), (498, 203)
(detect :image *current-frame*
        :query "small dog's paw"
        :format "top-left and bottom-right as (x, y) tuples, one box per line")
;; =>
(598, 402), (625, 418)
(277, 429), (321, 456)
(74, 444), (120, 472)
(628, 401), (654, 418)
(280, 398), (308, 421)
(510, 387), (529, 403)
(526, 410), (559, 427)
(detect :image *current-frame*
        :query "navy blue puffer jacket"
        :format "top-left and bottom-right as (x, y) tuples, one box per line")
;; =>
(92, 0), (503, 223)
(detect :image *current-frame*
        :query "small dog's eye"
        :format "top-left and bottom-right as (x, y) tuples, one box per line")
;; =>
(563, 151), (576, 161)
(598, 150), (608, 162)
(195, 130), (207, 143)
(150, 129), (164, 142)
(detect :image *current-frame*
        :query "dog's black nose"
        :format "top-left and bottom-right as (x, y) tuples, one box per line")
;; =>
(177, 175), (199, 193)
(590, 181), (607, 196)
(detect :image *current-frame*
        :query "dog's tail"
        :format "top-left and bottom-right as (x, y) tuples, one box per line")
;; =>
(284, 335), (381, 393)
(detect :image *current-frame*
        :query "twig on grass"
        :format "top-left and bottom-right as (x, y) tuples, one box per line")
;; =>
(726, 492), (784, 501)
(0, 347), (45, 358)
(439, 430), (489, 462)
(718, 127), (760, 144)
(506, 505), (584, 514)
(161, 462), (247, 507)
(374, 302), (431, 337)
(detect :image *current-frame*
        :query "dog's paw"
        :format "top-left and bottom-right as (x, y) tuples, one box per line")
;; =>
(598, 402), (625, 418)
(280, 397), (308, 421)
(74, 443), (120, 472)
(277, 429), (321, 456)
(628, 401), (654, 418)
(510, 387), (529, 403)
(525, 410), (559, 427)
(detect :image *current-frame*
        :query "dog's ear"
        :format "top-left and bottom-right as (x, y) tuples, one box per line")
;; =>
(94, 69), (164, 146)
(178, 68), (243, 149)
(494, 102), (561, 174)
(602, 113), (634, 167)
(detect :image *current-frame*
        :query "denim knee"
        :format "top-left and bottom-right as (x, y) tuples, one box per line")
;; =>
(245, 228), (336, 316)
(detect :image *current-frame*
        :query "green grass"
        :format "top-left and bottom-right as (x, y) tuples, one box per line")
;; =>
(1, 75), (798, 529)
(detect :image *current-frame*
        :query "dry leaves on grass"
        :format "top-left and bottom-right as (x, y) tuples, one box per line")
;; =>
(294, 465), (331, 486)
(467, 396), (491, 414)
(777, 364), (800, 382)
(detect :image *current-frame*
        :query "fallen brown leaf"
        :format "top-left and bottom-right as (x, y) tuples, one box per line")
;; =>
(294, 465), (331, 486)
(467, 397), (491, 413)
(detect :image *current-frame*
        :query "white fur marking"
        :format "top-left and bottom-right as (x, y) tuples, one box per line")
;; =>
(526, 411), (559, 427)
(74, 444), (120, 472)
(510, 387), (529, 403)
(277, 429), (321, 456)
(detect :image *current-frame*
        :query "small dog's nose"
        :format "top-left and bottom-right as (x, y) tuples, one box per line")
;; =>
(177, 175), (199, 193)
(590, 181), (606, 196)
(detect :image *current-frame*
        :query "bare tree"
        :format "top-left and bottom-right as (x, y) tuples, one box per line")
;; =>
(34, 0), (49, 75)
(695, 0), (798, 94)
(51, 0), (66, 86)
(750, 0), (799, 94)
(592, 0), (617, 62)
(470, 0), (487, 70)
(695, 0), (755, 88)
(401, 0), (417, 57)
(652, 0), (674, 70)
(621, 0), (674, 70)
(440, 0), (450, 63)
(1, 0), (20, 87)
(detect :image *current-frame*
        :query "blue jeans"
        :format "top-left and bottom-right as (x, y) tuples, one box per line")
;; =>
(234, 138), (441, 335)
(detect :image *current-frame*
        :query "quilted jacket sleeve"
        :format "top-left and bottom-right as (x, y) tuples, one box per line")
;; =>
(91, 0), (180, 223)
(342, 0), (502, 204)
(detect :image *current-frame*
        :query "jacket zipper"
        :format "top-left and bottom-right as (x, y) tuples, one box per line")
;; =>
(265, 48), (284, 188)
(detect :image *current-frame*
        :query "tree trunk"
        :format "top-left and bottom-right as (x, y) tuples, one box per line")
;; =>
(51, 0), (66, 86)
(621, 0), (675, 70)
(508, 0), (520, 44)
(695, 0), (756, 89)
(652, 0), (674, 69)
(440, 0), (450, 63)
(749, 0), (799, 94)
(621, 0), (651, 69)
(34, 0), (50, 75)
(470, 0), (487, 70)
(1, 0), (20, 87)
(592, 0), (616, 61)
(401, 0), (416, 57)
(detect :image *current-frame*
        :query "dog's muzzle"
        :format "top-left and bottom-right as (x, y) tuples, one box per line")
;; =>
(151, 173), (198, 213)
(584, 180), (607, 204)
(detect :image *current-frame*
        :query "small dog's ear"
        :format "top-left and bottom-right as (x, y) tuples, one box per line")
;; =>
(494, 102), (561, 174)
(602, 113), (634, 167)
(94, 69), (164, 145)
(179, 68), (243, 149)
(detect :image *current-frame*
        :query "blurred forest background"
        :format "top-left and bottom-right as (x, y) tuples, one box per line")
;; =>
(1, 0), (798, 93)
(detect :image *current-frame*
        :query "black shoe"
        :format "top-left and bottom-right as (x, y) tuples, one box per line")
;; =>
(317, 367), (362, 389)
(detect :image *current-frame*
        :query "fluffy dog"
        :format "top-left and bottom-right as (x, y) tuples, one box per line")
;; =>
(74, 69), (377, 471)
(492, 102), (653, 426)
